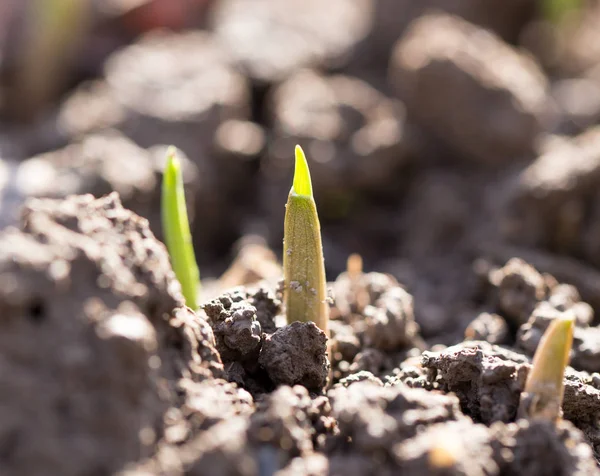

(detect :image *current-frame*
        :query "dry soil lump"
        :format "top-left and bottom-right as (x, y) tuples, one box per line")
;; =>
(259, 321), (330, 392)
(178, 385), (334, 475)
(390, 13), (553, 166)
(0, 193), (223, 476)
(104, 31), (249, 159)
(264, 70), (409, 196)
(209, 0), (373, 83)
(103, 31), (254, 254)
(422, 340), (600, 434)
(356, 0), (536, 69)
(204, 289), (263, 364)
(502, 127), (600, 268)
(4, 132), (184, 234)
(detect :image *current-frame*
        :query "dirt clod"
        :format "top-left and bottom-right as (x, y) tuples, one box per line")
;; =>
(328, 380), (464, 456)
(259, 321), (330, 392)
(363, 286), (420, 352)
(249, 287), (282, 334)
(0, 193), (220, 475)
(204, 290), (262, 364)
(394, 420), (497, 476)
(491, 419), (600, 476)
(422, 342), (529, 423)
(391, 13), (552, 166)
(465, 312), (510, 345)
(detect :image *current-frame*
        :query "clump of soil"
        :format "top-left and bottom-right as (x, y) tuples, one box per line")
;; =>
(0, 131), (202, 258)
(353, 0), (536, 70)
(501, 127), (600, 270)
(265, 70), (411, 193)
(203, 288), (329, 396)
(209, 0), (373, 83)
(4, 2), (600, 474)
(390, 12), (553, 167)
(2, 192), (600, 475)
(0, 193), (223, 475)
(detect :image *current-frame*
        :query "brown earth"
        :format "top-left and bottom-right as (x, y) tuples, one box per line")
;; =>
(1, 2), (600, 475)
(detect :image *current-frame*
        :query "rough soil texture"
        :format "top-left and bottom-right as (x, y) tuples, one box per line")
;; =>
(3, 194), (598, 474)
(204, 288), (329, 396)
(390, 13), (553, 167)
(3, 2), (600, 475)
(0, 193), (224, 475)
(259, 322), (330, 392)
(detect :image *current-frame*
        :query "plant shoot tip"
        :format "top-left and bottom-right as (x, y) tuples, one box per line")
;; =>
(293, 145), (313, 197)
(166, 146), (180, 167)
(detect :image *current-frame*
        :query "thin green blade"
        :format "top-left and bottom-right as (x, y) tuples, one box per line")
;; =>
(161, 147), (200, 310)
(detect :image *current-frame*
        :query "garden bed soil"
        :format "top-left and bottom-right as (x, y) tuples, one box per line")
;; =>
(0, 193), (599, 475)
(2, 4), (600, 475)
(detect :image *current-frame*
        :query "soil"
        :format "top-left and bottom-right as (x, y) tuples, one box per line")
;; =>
(1, 193), (599, 475)
(1, 2), (600, 475)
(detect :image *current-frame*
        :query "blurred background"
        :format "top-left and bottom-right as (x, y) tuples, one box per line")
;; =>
(0, 0), (599, 342)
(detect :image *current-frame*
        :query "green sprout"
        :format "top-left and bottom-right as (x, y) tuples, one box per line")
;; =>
(162, 147), (200, 310)
(283, 145), (329, 335)
(518, 314), (575, 422)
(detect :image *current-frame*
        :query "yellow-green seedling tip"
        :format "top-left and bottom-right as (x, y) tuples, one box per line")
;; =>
(162, 147), (200, 310)
(292, 145), (313, 197)
(518, 314), (575, 423)
(283, 146), (328, 336)
(163, 147), (179, 189)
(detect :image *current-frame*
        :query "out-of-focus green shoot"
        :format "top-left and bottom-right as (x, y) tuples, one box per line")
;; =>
(283, 145), (329, 336)
(541, 0), (582, 25)
(162, 147), (200, 310)
(15, 0), (91, 120)
(518, 314), (575, 423)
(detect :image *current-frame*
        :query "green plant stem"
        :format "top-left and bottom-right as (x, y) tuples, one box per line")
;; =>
(162, 147), (200, 310)
(283, 146), (329, 334)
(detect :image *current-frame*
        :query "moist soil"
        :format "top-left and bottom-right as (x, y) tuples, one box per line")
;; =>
(2, 2), (600, 475)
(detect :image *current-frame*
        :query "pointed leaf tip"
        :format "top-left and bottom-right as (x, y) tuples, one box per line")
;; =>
(163, 147), (181, 190)
(293, 145), (313, 197)
(166, 146), (180, 169)
(529, 314), (574, 387)
(553, 314), (575, 369)
(519, 312), (575, 421)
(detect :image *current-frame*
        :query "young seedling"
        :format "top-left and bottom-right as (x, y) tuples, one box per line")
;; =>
(162, 147), (200, 310)
(517, 314), (575, 423)
(283, 145), (329, 335)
